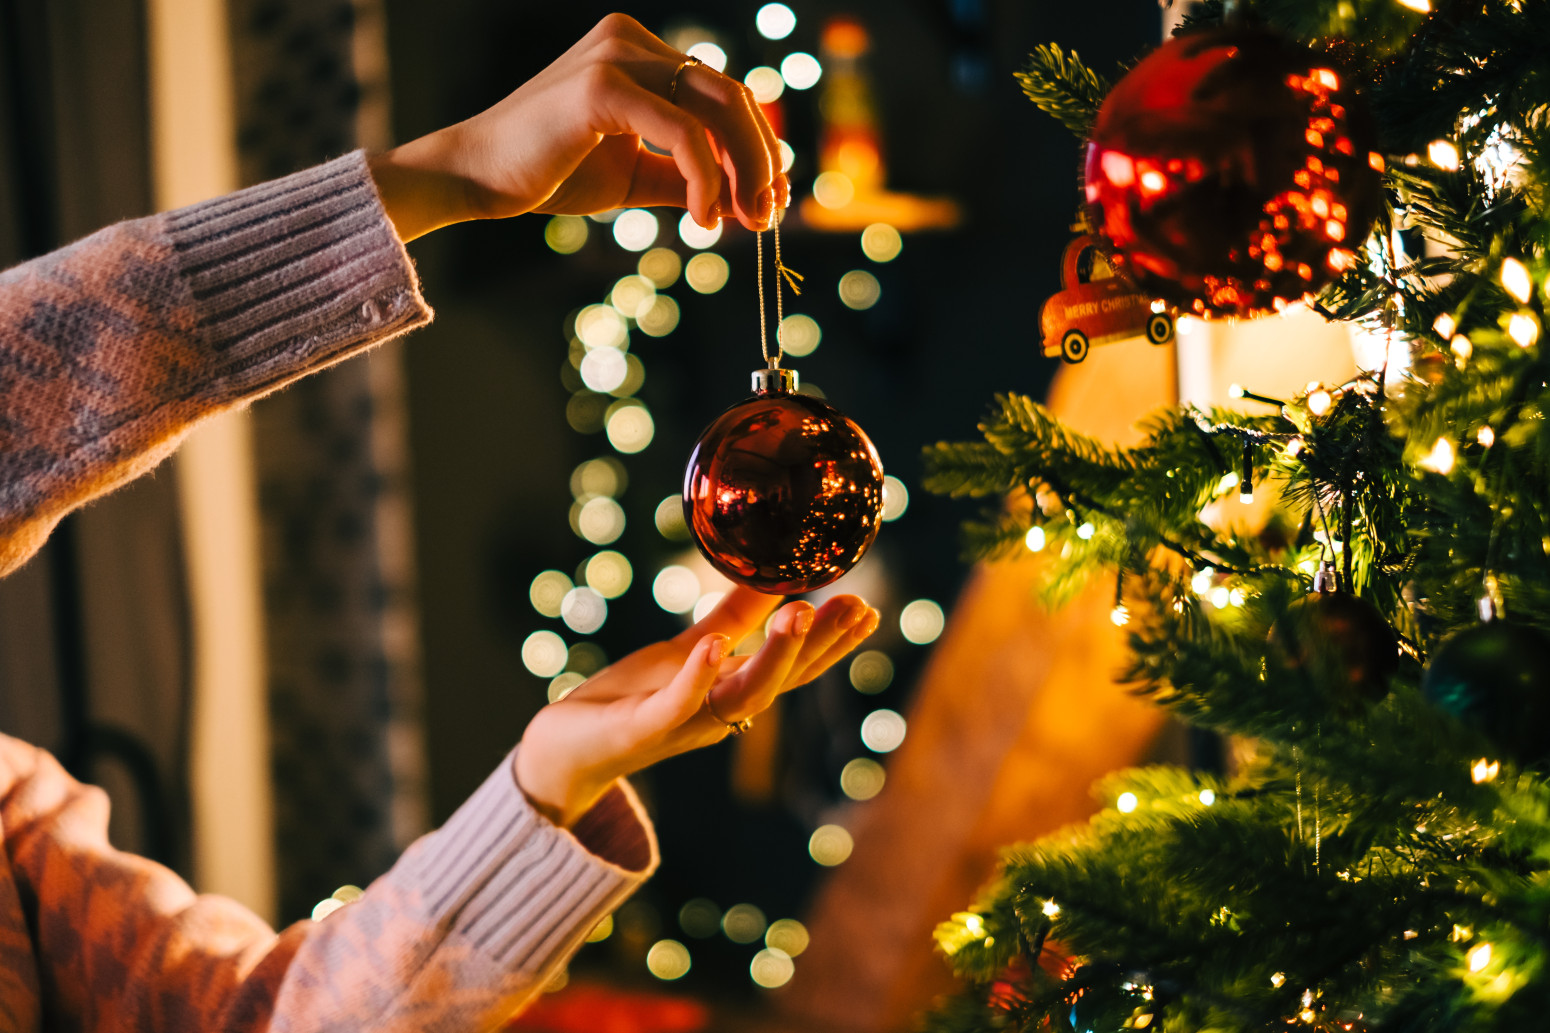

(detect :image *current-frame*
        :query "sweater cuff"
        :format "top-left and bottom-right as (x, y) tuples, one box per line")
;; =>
(391, 750), (658, 971)
(162, 150), (431, 401)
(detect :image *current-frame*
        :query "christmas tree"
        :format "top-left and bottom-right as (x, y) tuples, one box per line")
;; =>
(923, 1), (1550, 1031)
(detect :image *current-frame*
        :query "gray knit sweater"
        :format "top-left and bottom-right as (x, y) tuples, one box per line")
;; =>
(0, 151), (657, 1032)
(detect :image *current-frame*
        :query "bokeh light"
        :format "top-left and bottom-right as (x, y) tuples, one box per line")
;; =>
(561, 586), (607, 634)
(723, 903), (768, 944)
(646, 940), (692, 981)
(808, 824), (855, 866)
(571, 457), (626, 499)
(900, 599), (945, 644)
(861, 709), (907, 752)
(613, 209), (659, 251)
(881, 475), (909, 521)
(751, 949), (795, 989)
(614, 354), (646, 396)
(840, 757), (886, 800)
(545, 215), (588, 254)
(839, 269), (882, 310)
(654, 565), (701, 613)
(529, 570), (573, 618)
(685, 41), (728, 72)
(606, 402), (655, 453)
(679, 898), (722, 939)
(756, 2), (796, 40)
(586, 914), (614, 943)
(610, 274), (656, 317)
(778, 139), (795, 173)
(813, 171), (855, 210)
(576, 496), (626, 545)
(860, 222), (903, 262)
(778, 313), (821, 357)
(686, 252), (731, 293)
(584, 550), (633, 598)
(566, 391), (609, 433)
(580, 347), (628, 392)
(566, 642), (607, 675)
(781, 51), (823, 90)
(576, 304), (627, 350)
(679, 211), (724, 249)
(547, 672), (585, 703)
(522, 630), (568, 678)
(655, 495), (690, 540)
(693, 590), (726, 623)
(636, 296), (680, 337)
(848, 650), (894, 693)
(766, 918), (810, 957)
(638, 247), (682, 288)
(745, 65), (785, 104)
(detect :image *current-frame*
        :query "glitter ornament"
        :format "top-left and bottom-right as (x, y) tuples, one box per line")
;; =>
(1084, 25), (1383, 317)
(1267, 562), (1397, 708)
(684, 367), (884, 594)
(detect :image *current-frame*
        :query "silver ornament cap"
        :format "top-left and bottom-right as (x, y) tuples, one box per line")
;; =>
(751, 365), (798, 395)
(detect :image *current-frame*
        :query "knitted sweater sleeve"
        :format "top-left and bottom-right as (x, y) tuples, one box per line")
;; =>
(0, 150), (430, 577)
(1, 734), (658, 1032)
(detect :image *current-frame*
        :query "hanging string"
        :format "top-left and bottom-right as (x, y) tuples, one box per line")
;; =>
(756, 209), (804, 368)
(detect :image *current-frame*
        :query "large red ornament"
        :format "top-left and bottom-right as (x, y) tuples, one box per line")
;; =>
(1084, 25), (1383, 318)
(684, 368), (885, 595)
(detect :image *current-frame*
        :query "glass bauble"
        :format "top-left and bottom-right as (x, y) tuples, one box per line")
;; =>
(1423, 621), (1550, 767)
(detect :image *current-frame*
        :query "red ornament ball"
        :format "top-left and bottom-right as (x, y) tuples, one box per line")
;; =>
(1084, 25), (1383, 318)
(684, 371), (884, 595)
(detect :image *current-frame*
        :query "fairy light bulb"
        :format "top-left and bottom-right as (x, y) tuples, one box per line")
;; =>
(1502, 258), (1532, 304)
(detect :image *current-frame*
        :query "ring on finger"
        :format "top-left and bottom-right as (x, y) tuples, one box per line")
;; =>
(705, 690), (753, 736)
(669, 54), (705, 104)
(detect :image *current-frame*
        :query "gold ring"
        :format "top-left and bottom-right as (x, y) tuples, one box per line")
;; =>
(705, 691), (753, 735)
(669, 54), (705, 104)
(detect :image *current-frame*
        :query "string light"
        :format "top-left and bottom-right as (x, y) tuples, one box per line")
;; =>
(1508, 312), (1539, 347)
(1042, 899), (1061, 917)
(1116, 792), (1139, 813)
(1477, 425), (1496, 447)
(1110, 604), (1131, 626)
(1240, 441), (1255, 504)
(1467, 942), (1493, 973)
(1307, 389), (1333, 416)
(1077, 521), (1096, 540)
(1471, 758), (1501, 783)
(1025, 526), (1047, 552)
(1451, 334), (1474, 362)
(1419, 437), (1456, 474)
(1502, 258), (1533, 303)
(1199, 789), (1216, 806)
(1427, 139), (1460, 170)
(1433, 312), (1457, 339)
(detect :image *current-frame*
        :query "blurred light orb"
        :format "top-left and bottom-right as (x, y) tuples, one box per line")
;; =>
(813, 171), (855, 210)
(861, 223), (903, 263)
(778, 313), (821, 357)
(561, 586), (607, 634)
(751, 949), (795, 989)
(613, 209), (659, 251)
(639, 247), (682, 288)
(586, 914), (614, 943)
(679, 211), (724, 249)
(571, 457), (626, 500)
(576, 304), (628, 350)
(566, 641), (608, 675)
(861, 709), (907, 753)
(1116, 791), (1139, 813)
(606, 403), (655, 454)
(840, 757), (886, 800)
(900, 599), (945, 644)
(636, 296), (680, 338)
(544, 215), (588, 254)
(685, 41), (728, 72)
(766, 918), (810, 957)
(588, 208), (621, 223)
(839, 269), (882, 310)
(566, 391), (609, 434)
(610, 274), (656, 317)
(312, 897), (346, 921)
(778, 139), (795, 173)
(577, 496), (626, 545)
(584, 551), (633, 599)
(745, 65), (786, 104)
(654, 565), (701, 613)
(679, 898), (722, 938)
(522, 630), (568, 678)
(529, 570), (573, 618)
(547, 671), (585, 703)
(693, 590), (726, 623)
(881, 475), (909, 521)
(686, 252), (731, 293)
(646, 940), (692, 981)
(781, 51), (823, 90)
(849, 650), (894, 694)
(655, 495), (691, 540)
(722, 903), (768, 944)
(1025, 526), (1047, 552)
(614, 354), (646, 397)
(756, 2), (796, 40)
(808, 824), (854, 866)
(580, 347), (628, 393)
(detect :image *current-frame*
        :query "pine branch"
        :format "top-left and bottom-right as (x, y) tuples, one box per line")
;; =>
(1014, 44), (1110, 139)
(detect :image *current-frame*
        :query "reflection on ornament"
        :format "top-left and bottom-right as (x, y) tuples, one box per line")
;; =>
(1084, 26), (1381, 317)
(684, 369), (884, 594)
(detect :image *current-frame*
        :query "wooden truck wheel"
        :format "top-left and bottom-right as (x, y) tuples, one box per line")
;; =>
(1061, 330), (1090, 364)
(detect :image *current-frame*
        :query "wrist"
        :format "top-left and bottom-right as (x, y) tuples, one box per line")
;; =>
(367, 129), (477, 242)
(514, 745), (607, 829)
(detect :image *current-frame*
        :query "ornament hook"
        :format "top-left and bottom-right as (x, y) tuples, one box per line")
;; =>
(757, 207), (803, 369)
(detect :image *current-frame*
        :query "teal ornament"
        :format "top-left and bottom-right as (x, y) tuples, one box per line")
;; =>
(1422, 621), (1550, 766)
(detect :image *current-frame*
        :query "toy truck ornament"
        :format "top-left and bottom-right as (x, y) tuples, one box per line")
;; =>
(1040, 234), (1175, 363)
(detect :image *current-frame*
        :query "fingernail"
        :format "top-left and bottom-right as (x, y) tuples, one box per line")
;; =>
(705, 201), (722, 229)
(792, 606), (815, 636)
(776, 174), (790, 210)
(838, 603), (865, 629)
(707, 635), (727, 665)
(756, 188), (774, 226)
(860, 609), (881, 635)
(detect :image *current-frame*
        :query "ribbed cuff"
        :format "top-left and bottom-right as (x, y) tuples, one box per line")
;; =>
(392, 751), (657, 971)
(162, 150), (431, 400)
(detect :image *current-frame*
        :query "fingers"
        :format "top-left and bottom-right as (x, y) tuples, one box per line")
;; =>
(706, 601), (813, 720)
(790, 603), (882, 686)
(593, 75), (723, 227)
(635, 633), (728, 735)
(671, 66), (777, 229)
(680, 586), (783, 648)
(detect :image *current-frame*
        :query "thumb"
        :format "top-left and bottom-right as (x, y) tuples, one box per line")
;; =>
(634, 633), (727, 734)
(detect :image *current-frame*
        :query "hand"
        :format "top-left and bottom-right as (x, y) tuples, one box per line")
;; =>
(368, 13), (788, 242)
(514, 587), (880, 828)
